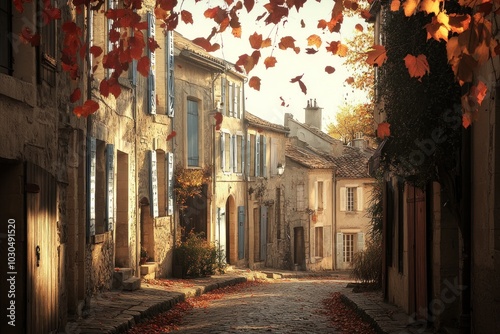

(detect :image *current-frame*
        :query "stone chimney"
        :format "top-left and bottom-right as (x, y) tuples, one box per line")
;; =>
(284, 113), (294, 128)
(304, 98), (322, 129)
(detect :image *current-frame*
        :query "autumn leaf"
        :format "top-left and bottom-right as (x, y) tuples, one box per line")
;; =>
(307, 34), (322, 48)
(425, 16), (449, 42)
(70, 88), (81, 103)
(264, 56), (277, 69)
(20, 27), (40, 47)
(192, 37), (221, 52)
(244, 0), (255, 12)
(377, 122), (391, 139)
(365, 45), (387, 67)
(232, 26), (242, 38)
(306, 48), (318, 54)
(404, 54), (430, 81)
(261, 38), (272, 48)
(73, 100), (99, 118)
(390, 0), (401, 11)
(181, 10), (193, 24)
(279, 36), (296, 50)
(290, 74), (307, 94)
(166, 131), (177, 141)
(420, 0), (442, 15)
(90, 45), (103, 58)
(325, 66), (335, 74)
(137, 56), (150, 77)
(249, 32), (263, 49)
(148, 37), (160, 52)
(402, 0), (420, 16)
(249, 76), (261, 91)
(345, 77), (355, 85)
(355, 24), (364, 32)
(214, 111), (223, 130)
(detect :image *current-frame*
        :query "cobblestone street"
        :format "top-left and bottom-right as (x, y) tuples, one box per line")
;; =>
(170, 278), (344, 334)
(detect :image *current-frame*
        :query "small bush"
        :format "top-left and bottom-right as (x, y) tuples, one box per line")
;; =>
(350, 236), (382, 286)
(174, 231), (225, 278)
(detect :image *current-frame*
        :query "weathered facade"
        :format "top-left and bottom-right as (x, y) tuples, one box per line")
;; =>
(245, 112), (289, 270)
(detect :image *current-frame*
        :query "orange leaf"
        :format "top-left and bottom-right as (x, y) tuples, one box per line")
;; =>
(404, 54), (430, 81)
(377, 122), (391, 139)
(249, 76), (261, 91)
(390, 0), (401, 11)
(261, 38), (272, 48)
(70, 88), (81, 103)
(278, 36), (296, 50)
(307, 34), (322, 48)
(90, 45), (103, 58)
(420, 0), (441, 15)
(402, 0), (419, 16)
(325, 66), (335, 74)
(232, 26), (242, 38)
(137, 56), (150, 77)
(249, 32), (263, 49)
(181, 10), (193, 24)
(192, 37), (220, 52)
(244, 0), (255, 12)
(365, 45), (387, 67)
(355, 24), (364, 32)
(345, 77), (355, 84)
(264, 56), (277, 69)
(74, 99), (99, 118)
(214, 111), (223, 130)
(290, 74), (307, 95)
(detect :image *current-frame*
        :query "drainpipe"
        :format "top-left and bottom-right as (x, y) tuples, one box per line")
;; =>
(211, 72), (222, 243)
(332, 171), (337, 270)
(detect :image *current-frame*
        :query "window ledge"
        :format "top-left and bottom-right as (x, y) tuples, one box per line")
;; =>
(92, 231), (111, 244)
(0, 73), (35, 107)
(153, 114), (171, 125)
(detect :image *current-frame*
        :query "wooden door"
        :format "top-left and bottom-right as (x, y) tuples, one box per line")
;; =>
(26, 163), (58, 334)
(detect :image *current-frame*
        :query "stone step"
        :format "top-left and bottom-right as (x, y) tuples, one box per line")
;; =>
(123, 277), (141, 291)
(112, 268), (134, 290)
(140, 262), (158, 276)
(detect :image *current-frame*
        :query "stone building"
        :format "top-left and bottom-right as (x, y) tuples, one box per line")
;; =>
(245, 112), (289, 270)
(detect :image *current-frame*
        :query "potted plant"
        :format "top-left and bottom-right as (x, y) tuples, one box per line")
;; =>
(140, 247), (148, 265)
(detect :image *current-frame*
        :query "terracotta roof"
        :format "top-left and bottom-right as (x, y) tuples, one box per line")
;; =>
(285, 142), (335, 169)
(245, 112), (289, 134)
(327, 145), (375, 178)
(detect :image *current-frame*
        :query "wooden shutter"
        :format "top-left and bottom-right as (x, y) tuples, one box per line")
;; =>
(260, 205), (267, 261)
(324, 226), (332, 257)
(228, 82), (234, 117)
(221, 77), (227, 115)
(220, 132), (225, 171)
(255, 135), (260, 177)
(150, 150), (159, 218)
(147, 12), (156, 114)
(336, 232), (343, 268)
(166, 30), (175, 117)
(262, 136), (267, 177)
(241, 135), (245, 175)
(238, 206), (245, 260)
(246, 134), (251, 178)
(339, 187), (346, 211)
(357, 186), (364, 211)
(166, 152), (174, 216)
(105, 144), (114, 231)
(229, 134), (234, 173)
(187, 100), (199, 166)
(357, 232), (365, 252)
(314, 181), (318, 211)
(216, 207), (226, 262)
(87, 137), (96, 239)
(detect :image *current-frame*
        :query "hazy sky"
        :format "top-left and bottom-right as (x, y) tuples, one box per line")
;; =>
(176, 1), (369, 129)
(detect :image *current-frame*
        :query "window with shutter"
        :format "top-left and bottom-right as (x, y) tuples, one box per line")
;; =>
(38, 0), (57, 85)
(166, 30), (175, 117)
(147, 12), (156, 114)
(228, 82), (234, 117)
(229, 134), (234, 172)
(87, 137), (97, 240)
(156, 150), (166, 216)
(106, 144), (115, 231)
(235, 85), (242, 118)
(166, 152), (174, 216)
(220, 132), (225, 171)
(315, 227), (324, 257)
(216, 207), (226, 262)
(149, 150), (159, 218)
(343, 233), (354, 262)
(255, 135), (260, 177)
(187, 99), (199, 166)
(238, 206), (245, 260)
(261, 136), (267, 177)
(221, 77), (227, 115)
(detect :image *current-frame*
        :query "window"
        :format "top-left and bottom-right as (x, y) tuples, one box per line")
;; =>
(343, 234), (354, 263)
(315, 227), (324, 257)
(187, 99), (199, 166)
(296, 184), (305, 211)
(249, 134), (256, 176)
(156, 150), (166, 216)
(270, 138), (278, 175)
(259, 135), (267, 177)
(233, 134), (244, 174)
(0, 0), (12, 75)
(221, 78), (243, 118)
(341, 186), (363, 212)
(221, 131), (231, 172)
(276, 188), (281, 239)
(316, 181), (324, 211)
(38, 0), (57, 86)
(347, 187), (355, 211)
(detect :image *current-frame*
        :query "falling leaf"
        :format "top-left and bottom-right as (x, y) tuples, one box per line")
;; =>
(73, 99), (99, 118)
(290, 74), (307, 94)
(137, 56), (150, 77)
(390, 0), (401, 11)
(402, 0), (419, 16)
(148, 37), (160, 52)
(404, 54), (430, 81)
(70, 88), (81, 103)
(244, 0), (255, 12)
(249, 32), (263, 49)
(20, 27), (40, 47)
(307, 34), (322, 48)
(261, 38), (272, 48)
(249, 76), (261, 91)
(181, 10), (193, 24)
(300, 19), (305, 28)
(166, 131), (177, 141)
(355, 24), (364, 32)
(365, 45), (387, 67)
(306, 48), (318, 54)
(214, 111), (223, 130)
(325, 66), (335, 74)
(345, 77), (355, 85)
(264, 56), (277, 69)
(90, 45), (103, 58)
(279, 36), (296, 50)
(377, 122), (391, 139)
(420, 0), (442, 15)
(192, 37), (221, 52)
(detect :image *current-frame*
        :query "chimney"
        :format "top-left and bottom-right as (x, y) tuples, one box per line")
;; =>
(304, 98), (323, 129)
(284, 113), (294, 127)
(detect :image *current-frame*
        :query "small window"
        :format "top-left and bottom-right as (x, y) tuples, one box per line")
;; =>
(343, 233), (354, 263)
(187, 99), (199, 166)
(315, 226), (323, 257)
(347, 187), (356, 212)
(0, 1), (12, 75)
(38, 0), (57, 86)
(317, 181), (324, 211)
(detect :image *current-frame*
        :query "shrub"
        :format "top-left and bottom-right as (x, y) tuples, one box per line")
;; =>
(174, 231), (225, 278)
(350, 236), (382, 286)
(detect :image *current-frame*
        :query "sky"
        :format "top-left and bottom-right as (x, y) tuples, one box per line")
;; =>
(176, 1), (370, 130)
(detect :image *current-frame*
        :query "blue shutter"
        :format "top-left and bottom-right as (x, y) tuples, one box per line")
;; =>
(166, 30), (175, 117)
(87, 137), (96, 240)
(221, 77), (227, 115)
(150, 150), (159, 218)
(166, 152), (174, 216)
(230, 134), (234, 173)
(241, 135), (245, 175)
(255, 135), (260, 177)
(220, 132), (226, 171)
(228, 82), (234, 117)
(246, 134), (251, 178)
(129, 59), (137, 86)
(187, 100), (199, 166)
(107, 0), (115, 78)
(336, 232), (343, 268)
(238, 85), (243, 119)
(235, 85), (240, 118)
(260, 205), (267, 261)
(238, 206), (245, 260)
(262, 136), (267, 177)
(106, 144), (114, 231)
(147, 12), (156, 114)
